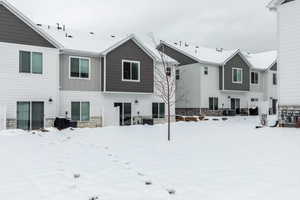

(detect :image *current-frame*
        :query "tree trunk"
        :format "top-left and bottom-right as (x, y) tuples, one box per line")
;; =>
(167, 79), (171, 141)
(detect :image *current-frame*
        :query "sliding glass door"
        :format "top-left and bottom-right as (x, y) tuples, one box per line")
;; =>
(17, 102), (30, 130)
(32, 102), (44, 130)
(114, 102), (132, 126)
(17, 101), (44, 130)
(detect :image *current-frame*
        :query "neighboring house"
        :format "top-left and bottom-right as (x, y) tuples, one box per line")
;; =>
(244, 51), (278, 114)
(158, 41), (277, 116)
(0, 0), (177, 130)
(268, 0), (300, 126)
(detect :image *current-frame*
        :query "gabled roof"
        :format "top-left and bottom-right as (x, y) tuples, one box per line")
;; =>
(267, 0), (295, 10)
(159, 40), (252, 67)
(243, 50), (277, 71)
(0, 0), (62, 48)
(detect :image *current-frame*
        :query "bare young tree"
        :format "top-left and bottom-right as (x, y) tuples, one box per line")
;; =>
(149, 34), (177, 141)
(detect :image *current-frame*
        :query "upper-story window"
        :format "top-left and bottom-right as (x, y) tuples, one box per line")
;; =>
(232, 68), (243, 84)
(70, 57), (90, 79)
(19, 51), (43, 74)
(122, 60), (140, 82)
(176, 69), (180, 80)
(204, 67), (208, 75)
(166, 67), (171, 77)
(273, 73), (277, 85)
(251, 72), (259, 84)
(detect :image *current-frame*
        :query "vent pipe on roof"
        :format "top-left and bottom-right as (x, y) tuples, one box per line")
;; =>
(111, 35), (116, 38)
(216, 48), (223, 52)
(90, 32), (95, 35)
(36, 24), (42, 27)
(56, 23), (62, 30)
(185, 42), (189, 47)
(63, 25), (66, 31)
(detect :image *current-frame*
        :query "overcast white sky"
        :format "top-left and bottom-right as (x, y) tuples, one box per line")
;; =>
(9, 0), (276, 53)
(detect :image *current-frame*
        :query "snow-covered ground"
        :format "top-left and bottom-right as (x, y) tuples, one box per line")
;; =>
(0, 116), (300, 200)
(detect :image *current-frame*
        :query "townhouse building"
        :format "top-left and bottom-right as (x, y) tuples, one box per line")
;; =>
(0, 0), (176, 130)
(158, 41), (277, 116)
(268, 0), (300, 126)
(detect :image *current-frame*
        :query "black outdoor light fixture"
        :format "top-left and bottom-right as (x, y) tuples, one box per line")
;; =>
(135, 100), (139, 104)
(48, 97), (53, 103)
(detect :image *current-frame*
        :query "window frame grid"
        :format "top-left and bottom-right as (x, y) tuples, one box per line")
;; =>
(232, 67), (243, 84)
(19, 50), (43, 74)
(69, 56), (91, 80)
(122, 59), (141, 82)
(71, 101), (91, 122)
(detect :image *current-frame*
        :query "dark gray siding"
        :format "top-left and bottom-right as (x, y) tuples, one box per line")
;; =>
(158, 44), (198, 66)
(0, 5), (55, 48)
(101, 57), (104, 91)
(270, 62), (277, 71)
(222, 53), (250, 91)
(60, 54), (101, 91)
(105, 39), (154, 93)
(219, 66), (223, 90)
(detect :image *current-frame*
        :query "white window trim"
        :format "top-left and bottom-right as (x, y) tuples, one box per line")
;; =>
(122, 59), (141, 82)
(251, 71), (259, 85)
(232, 68), (243, 84)
(19, 50), (43, 75)
(71, 101), (91, 122)
(69, 56), (91, 80)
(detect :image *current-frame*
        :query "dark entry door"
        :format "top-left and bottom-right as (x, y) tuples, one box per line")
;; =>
(114, 103), (132, 126)
(231, 98), (241, 114)
(31, 102), (44, 130)
(272, 99), (278, 115)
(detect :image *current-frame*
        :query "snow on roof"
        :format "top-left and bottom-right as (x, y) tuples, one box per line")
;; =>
(38, 25), (178, 64)
(243, 50), (277, 71)
(160, 41), (239, 65)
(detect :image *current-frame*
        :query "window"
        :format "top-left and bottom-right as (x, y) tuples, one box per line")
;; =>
(232, 68), (243, 83)
(251, 98), (259, 102)
(176, 69), (180, 80)
(71, 102), (90, 121)
(209, 97), (218, 110)
(166, 67), (171, 77)
(251, 72), (259, 84)
(122, 60), (140, 81)
(70, 57), (90, 79)
(273, 73), (277, 85)
(204, 67), (208, 75)
(152, 103), (165, 119)
(19, 51), (43, 74)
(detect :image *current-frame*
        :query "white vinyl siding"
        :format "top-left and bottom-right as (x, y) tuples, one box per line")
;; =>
(0, 42), (59, 122)
(278, 0), (300, 105)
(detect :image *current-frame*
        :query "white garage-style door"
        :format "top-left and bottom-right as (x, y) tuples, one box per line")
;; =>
(0, 105), (6, 130)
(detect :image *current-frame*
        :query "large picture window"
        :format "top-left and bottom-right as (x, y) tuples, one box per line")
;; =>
(19, 51), (43, 74)
(70, 57), (90, 79)
(122, 60), (140, 82)
(251, 72), (259, 84)
(71, 102), (90, 121)
(152, 103), (165, 119)
(232, 68), (243, 83)
(209, 97), (218, 110)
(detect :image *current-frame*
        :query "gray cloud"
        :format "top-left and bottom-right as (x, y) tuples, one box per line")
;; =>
(10, 0), (276, 52)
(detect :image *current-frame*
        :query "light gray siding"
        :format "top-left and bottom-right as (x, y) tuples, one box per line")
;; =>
(0, 5), (55, 48)
(158, 44), (198, 66)
(59, 54), (101, 91)
(221, 53), (250, 91)
(105, 39), (154, 93)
